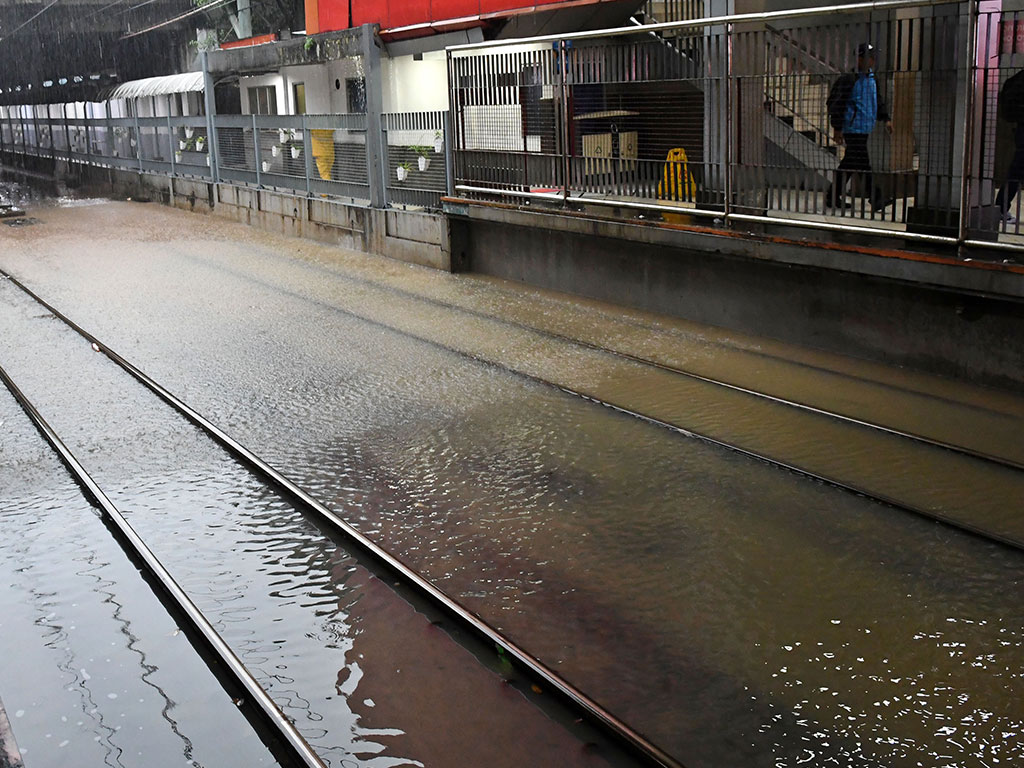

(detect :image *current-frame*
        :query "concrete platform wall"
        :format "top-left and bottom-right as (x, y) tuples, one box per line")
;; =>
(449, 203), (1024, 393)
(3, 157), (452, 272)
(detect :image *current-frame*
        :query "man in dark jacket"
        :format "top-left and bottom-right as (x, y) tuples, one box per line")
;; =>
(824, 42), (893, 212)
(995, 69), (1024, 224)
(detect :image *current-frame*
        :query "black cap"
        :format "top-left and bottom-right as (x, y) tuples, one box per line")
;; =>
(857, 42), (875, 57)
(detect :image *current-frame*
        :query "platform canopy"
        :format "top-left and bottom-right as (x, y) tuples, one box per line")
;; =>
(104, 71), (205, 101)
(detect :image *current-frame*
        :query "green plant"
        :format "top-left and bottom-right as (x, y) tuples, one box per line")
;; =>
(398, 161), (412, 170)
(409, 145), (430, 157)
(304, 36), (315, 52)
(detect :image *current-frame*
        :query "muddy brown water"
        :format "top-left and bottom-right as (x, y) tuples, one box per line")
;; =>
(2, 201), (1022, 768)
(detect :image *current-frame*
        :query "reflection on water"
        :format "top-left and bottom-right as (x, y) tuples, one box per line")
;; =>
(0, 399), (277, 768)
(2, 204), (1023, 767)
(0, 281), (625, 768)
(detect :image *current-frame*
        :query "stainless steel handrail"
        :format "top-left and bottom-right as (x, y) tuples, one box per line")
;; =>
(446, 0), (960, 52)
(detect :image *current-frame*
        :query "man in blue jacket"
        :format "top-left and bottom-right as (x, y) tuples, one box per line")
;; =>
(824, 43), (893, 213)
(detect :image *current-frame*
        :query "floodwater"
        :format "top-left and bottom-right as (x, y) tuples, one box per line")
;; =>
(0, 275), (625, 767)
(2, 201), (1023, 768)
(0, 392), (279, 767)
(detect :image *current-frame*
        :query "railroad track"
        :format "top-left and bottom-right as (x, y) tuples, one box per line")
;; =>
(165, 255), (1024, 551)
(0, 269), (682, 768)
(2, 257), (1022, 767)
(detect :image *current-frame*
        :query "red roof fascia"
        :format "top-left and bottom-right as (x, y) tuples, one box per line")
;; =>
(378, 0), (613, 39)
(220, 33), (280, 49)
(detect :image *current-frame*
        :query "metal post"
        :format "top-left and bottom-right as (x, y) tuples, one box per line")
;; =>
(104, 101), (115, 161)
(62, 103), (72, 161)
(132, 106), (143, 172)
(362, 23), (386, 208)
(201, 52), (220, 184)
(724, 22), (734, 223)
(31, 105), (41, 156)
(302, 113), (313, 195)
(253, 113), (261, 188)
(446, 49), (458, 196)
(380, 117), (390, 207)
(559, 40), (572, 204)
(443, 109), (454, 197)
(168, 114), (176, 175)
(957, 0), (979, 248)
(84, 106), (92, 161)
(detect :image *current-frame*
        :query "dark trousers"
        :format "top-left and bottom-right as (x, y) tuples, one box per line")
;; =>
(827, 133), (879, 207)
(995, 142), (1024, 215)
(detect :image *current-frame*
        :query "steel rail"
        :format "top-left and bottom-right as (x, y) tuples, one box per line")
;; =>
(0, 363), (329, 768)
(0, 272), (685, 768)
(134, 238), (1024, 474)
(5, 263), (1024, 560)
(279, 262), (1024, 473)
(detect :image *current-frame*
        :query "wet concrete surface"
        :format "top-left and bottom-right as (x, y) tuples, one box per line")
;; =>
(2, 199), (1024, 767)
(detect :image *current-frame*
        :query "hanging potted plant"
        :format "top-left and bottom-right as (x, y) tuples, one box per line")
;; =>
(175, 150), (183, 162)
(195, 136), (205, 151)
(271, 144), (280, 157)
(179, 139), (187, 150)
(290, 142), (302, 159)
(290, 128), (300, 142)
(262, 160), (271, 173)
(278, 129), (288, 144)
(433, 130), (443, 153)
(185, 127), (194, 139)
(410, 146), (430, 172)
(396, 161), (411, 182)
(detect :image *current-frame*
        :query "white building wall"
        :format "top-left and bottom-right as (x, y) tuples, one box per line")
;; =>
(382, 53), (449, 113)
(280, 64), (331, 113)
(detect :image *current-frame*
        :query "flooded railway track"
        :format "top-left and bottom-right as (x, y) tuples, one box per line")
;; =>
(146, 257), (1024, 551)
(3, 209), (1024, 768)
(0, 269), (674, 767)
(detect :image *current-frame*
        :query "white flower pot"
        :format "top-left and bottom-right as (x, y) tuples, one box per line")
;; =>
(185, 127), (194, 139)
(262, 160), (271, 173)
(205, 156), (211, 166)
(179, 140), (187, 150)
(291, 146), (301, 159)
(290, 128), (300, 141)
(396, 166), (408, 181)
(271, 144), (280, 157)
(195, 138), (205, 151)
(175, 151), (182, 162)
(278, 130), (287, 144)
(433, 137), (443, 153)
(417, 156), (430, 172)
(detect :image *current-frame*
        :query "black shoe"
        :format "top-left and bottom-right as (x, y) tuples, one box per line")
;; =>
(872, 196), (895, 213)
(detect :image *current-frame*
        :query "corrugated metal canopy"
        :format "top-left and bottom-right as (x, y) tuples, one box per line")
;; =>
(104, 71), (204, 100)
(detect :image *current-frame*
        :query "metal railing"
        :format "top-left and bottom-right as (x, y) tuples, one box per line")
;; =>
(382, 110), (450, 209)
(0, 109), (450, 212)
(447, 0), (1024, 255)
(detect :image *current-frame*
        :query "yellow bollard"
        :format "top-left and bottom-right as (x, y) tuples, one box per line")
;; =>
(657, 147), (697, 225)
(311, 129), (335, 181)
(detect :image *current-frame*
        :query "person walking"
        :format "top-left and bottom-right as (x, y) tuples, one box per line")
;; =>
(825, 42), (893, 213)
(994, 69), (1024, 224)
